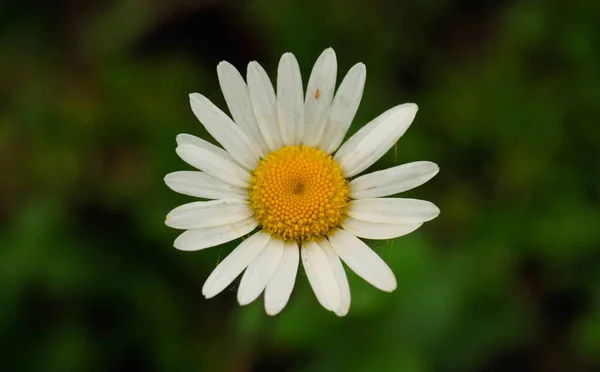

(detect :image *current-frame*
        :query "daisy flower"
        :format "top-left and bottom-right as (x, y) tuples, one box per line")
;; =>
(165, 48), (440, 316)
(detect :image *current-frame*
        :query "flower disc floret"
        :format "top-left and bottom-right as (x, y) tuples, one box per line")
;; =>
(249, 146), (349, 240)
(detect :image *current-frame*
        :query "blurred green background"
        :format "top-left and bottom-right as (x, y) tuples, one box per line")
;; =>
(2, 0), (599, 371)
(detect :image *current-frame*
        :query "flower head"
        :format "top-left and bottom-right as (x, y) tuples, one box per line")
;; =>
(165, 48), (440, 316)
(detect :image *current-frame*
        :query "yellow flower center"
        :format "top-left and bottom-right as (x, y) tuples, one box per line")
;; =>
(249, 145), (349, 241)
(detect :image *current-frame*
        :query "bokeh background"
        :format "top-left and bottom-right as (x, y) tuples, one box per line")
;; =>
(2, 0), (600, 371)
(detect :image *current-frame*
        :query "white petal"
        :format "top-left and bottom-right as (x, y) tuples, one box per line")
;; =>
(166, 199), (253, 230)
(264, 241), (299, 316)
(189, 93), (260, 170)
(202, 230), (270, 299)
(277, 53), (304, 146)
(237, 238), (285, 306)
(334, 103), (418, 177)
(331, 106), (383, 162)
(341, 217), (422, 240)
(349, 161), (439, 199)
(303, 48), (337, 147)
(347, 198), (440, 224)
(301, 240), (341, 312)
(247, 61), (283, 151)
(328, 228), (396, 292)
(176, 144), (250, 188)
(173, 217), (258, 251)
(176, 133), (231, 160)
(319, 239), (351, 316)
(164, 171), (249, 200)
(319, 63), (366, 154)
(217, 62), (270, 157)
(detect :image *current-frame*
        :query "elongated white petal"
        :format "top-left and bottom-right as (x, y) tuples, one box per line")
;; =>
(332, 104), (411, 171)
(166, 199), (253, 229)
(319, 63), (366, 154)
(217, 61), (269, 157)
(341, 217), (422, 240)
(301, 240), (341, 312)
(264, 241), (299, 316)
(189, 93), (260, 170)
(176, 133), (232, 161)
(173, 217), (258, 251)
(277, 53), (304, 146)
(331, 106), (383, 162)
(164, 171), (248, 200)
(247, 61), (283, 151)
(303, 48), (337, 147)
(202, 231), (270, 299)
(347, 198), (440, 224)
(176, 144), (250, 188)
(318, 239), (351, 316)
(349, 161), (439, 199)
(237, 238), (285, 306)
(328, 228), (396, 292)
(334, 103), (418, 177)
